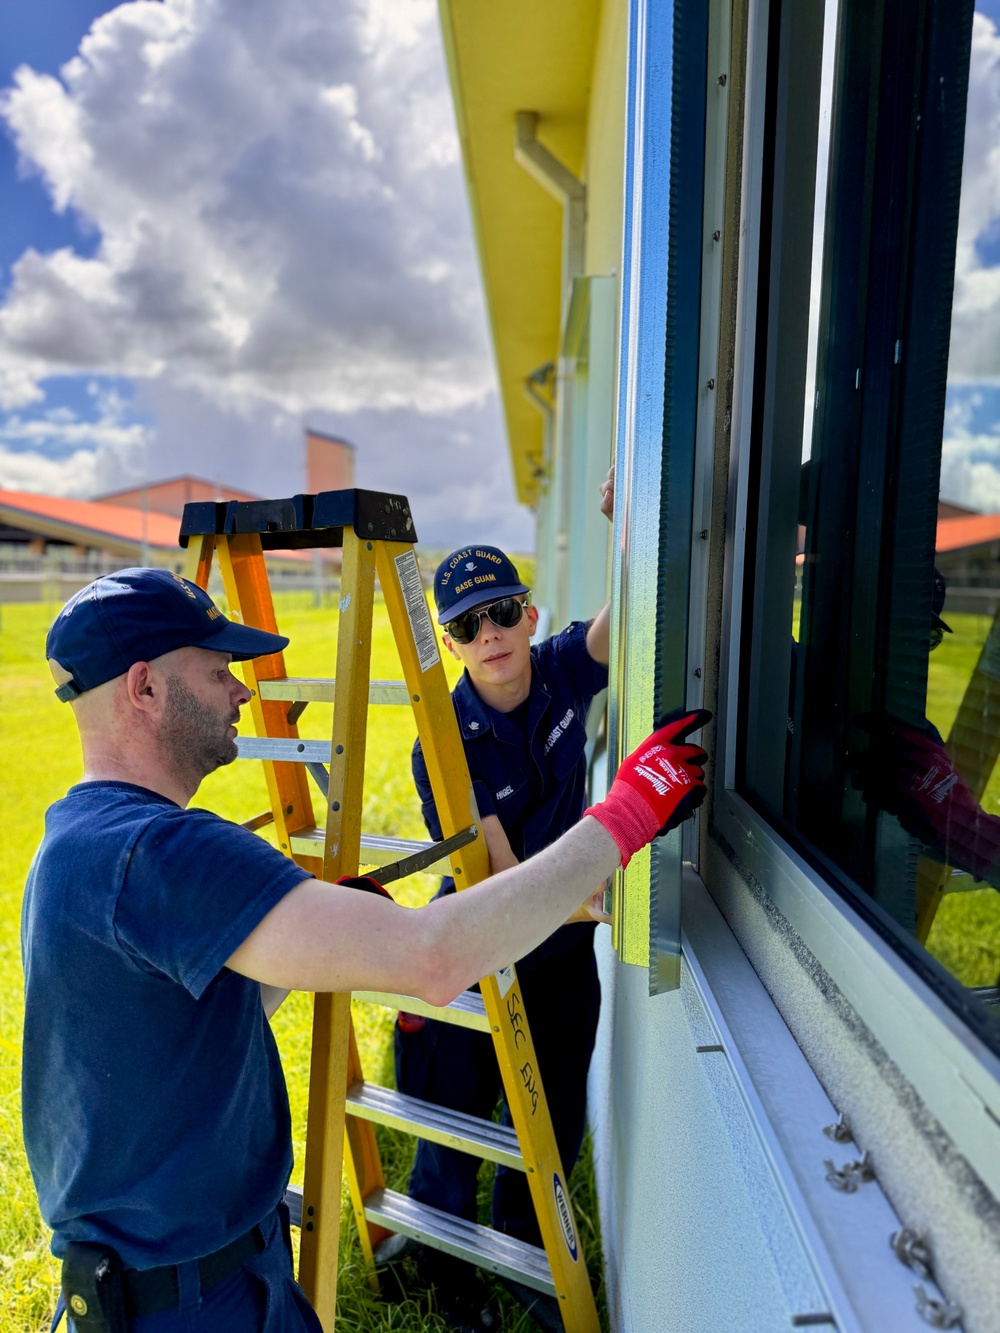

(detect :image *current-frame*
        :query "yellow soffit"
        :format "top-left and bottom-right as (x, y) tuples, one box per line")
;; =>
(439, 0), (601, 506)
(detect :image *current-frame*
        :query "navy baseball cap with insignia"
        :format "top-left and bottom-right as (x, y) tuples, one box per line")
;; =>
(433, 546), (530, 625)
(46, 567), (289, 702)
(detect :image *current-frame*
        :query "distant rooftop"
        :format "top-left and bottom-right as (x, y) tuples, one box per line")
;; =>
(0, 488), (182, 556)
(936, 513), (1000, 555)
(0, 487), (319, 567)
(94, 476), (262, 521)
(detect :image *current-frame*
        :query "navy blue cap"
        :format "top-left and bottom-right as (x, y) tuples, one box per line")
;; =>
(46, 567), (289, 702)
(433, 546), (529, 625)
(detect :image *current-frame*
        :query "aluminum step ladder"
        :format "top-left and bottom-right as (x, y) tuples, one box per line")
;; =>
(179, 488), (599, 1332)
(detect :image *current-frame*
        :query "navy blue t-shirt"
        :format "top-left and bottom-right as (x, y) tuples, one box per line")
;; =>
(412, 620), (608, 966)
(21, 781), (311, 1269)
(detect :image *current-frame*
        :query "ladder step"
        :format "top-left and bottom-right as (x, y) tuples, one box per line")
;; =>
(346, 1081), (524, 1170)
(237, 737), (332, 764)
(354, 989), (489, 1032)
(366, 1189), (556, 1295)
(258, 677), (410, 706)
(281, 1184), (555, 1296)
(288, 828), (454, 874)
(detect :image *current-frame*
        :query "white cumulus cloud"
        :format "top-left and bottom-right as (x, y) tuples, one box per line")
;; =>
(0, 0), (493, 416)
(0, 0), (534, 548)
(948, 12), (1000, 383)
(0, 378), (153, 496)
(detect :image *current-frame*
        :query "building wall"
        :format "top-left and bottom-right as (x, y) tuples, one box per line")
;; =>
(305, 431), (355, 494)
(585, 0), (628, 279)
(588, 934), (799, 1332)
(97, 478), (258, 519)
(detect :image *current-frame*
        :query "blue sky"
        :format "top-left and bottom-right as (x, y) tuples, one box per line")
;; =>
(0, 0), (531, 548)
(0, 1), (138, 485)
(0, 1), (101, 284)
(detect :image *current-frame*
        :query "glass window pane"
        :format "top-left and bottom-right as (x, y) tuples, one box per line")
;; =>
(739, 0), (1000, 1041)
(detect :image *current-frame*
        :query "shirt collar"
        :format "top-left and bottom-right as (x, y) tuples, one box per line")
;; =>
(452, 657), (551, 741)
(453, 671), (494, 739)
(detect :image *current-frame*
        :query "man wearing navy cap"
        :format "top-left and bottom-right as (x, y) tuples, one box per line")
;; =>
(23, 564), (708, 1332)
(395, 475), (620, 1332)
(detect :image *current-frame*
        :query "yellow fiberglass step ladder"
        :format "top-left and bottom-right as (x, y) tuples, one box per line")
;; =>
(179, 488), (600, 1333)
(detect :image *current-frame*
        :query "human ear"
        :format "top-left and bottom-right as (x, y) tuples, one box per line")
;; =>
(442, 633), (462, 661)
(526, 605), (539, 638)
(125, 661), (158, 709)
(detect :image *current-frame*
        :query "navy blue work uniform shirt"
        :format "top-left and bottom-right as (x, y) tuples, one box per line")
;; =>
(411, 619), (608, 967)
(21, 781), (312, 1273)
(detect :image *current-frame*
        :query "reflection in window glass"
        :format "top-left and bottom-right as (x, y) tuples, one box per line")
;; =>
(923, 7), (1000, 1000)
(740, 0), (1000, 1039)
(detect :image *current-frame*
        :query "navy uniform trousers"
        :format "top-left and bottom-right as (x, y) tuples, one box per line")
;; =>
(395, 935), (601, 1244)
(55, 1208), (321, 1333)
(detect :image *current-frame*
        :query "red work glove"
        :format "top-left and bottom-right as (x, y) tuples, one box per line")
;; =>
(853, 718), (1000, 884)
(585, 709), (711, 868)
(336, 874), (392, 899)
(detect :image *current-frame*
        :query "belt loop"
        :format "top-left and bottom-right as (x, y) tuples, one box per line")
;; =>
(176, 1258), (202, 1312)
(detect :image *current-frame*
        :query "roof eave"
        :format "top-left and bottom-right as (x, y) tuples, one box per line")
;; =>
(438, 0), (601, 506)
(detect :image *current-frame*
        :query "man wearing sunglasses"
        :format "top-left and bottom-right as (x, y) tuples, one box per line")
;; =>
(396, 478), (617, 1331)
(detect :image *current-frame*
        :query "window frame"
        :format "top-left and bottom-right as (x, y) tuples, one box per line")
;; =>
(608, 0), (712, 990)
(714, 0), (1000, 1197)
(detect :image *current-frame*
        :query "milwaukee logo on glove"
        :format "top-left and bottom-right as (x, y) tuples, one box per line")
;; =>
(584, 709), (711, 869)
(916, 765), (959, 805)
(634, 749), (692, 795)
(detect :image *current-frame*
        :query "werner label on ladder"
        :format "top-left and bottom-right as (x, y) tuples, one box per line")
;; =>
(18, 486), (710, 1333)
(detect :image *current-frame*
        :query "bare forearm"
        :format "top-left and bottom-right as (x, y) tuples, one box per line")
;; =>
(586, 601), (611, 666)
(421, 816), (619, 995)
(227, 817), (621, 1004)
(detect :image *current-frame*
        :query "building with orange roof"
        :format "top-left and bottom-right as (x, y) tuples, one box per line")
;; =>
(936, 512), (1000, 575)
(935, 510), (1000, 615)
(0, 485), (334, 603)
(0, 429), (355, 602)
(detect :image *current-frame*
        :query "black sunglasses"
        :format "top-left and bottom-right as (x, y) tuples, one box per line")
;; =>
(444, 595), (531, 644)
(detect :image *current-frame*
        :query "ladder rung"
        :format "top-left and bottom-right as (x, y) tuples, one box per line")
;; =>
(289, 829), (452, 873)
(353, 989), (489, 1032)
(346, 1081), (524, 1170)
(365, 1189), (556, 1295)
(236, 737), (331, 763)
(258, 677), (410, 706)
(284, 1182), (303, 1226)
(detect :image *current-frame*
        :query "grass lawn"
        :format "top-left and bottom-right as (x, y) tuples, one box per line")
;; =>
(0, 588), (604, 1332)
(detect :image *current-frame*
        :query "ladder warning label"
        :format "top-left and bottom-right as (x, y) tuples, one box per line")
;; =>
(394, 550), (439, 672)
(495, 962), (515, 999)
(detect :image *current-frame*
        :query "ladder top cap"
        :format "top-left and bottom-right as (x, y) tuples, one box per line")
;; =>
(178, 488), (417, 547)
